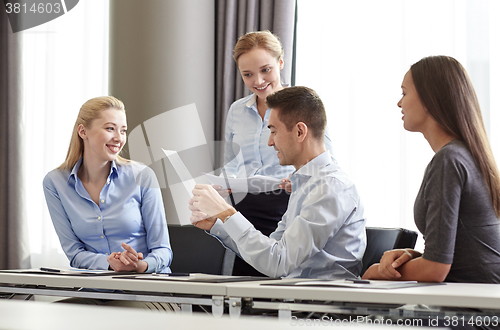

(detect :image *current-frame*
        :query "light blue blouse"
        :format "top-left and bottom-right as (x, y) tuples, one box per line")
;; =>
(43, 159), (172, 273)
(223, 94), (336, 179)
(211, 151), (367, 279)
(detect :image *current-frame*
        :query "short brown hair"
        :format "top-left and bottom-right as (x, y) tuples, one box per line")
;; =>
(266, 86), (326, 141)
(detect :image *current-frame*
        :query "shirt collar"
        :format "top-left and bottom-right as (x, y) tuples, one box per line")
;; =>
(292, 151), (332, 178)
(245, 94), (258, 109)
(67, 158), (119, 183)
(68, 158), (83, 183)
(109, 161), (118, 179)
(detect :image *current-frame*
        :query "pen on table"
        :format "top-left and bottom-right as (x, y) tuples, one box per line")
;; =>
(149, 272), (190, 277)
(344, 279), (370, 284)
(40, 267), (61, 272)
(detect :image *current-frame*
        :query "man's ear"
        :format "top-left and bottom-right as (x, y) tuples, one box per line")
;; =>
(77, 124), (87, 140)
(296, 122), (308, 142)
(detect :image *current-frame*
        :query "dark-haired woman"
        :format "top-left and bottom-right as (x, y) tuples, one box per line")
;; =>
(363, 56), (500, 285)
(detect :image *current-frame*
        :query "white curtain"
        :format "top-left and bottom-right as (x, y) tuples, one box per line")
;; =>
(23, 0), (109, 269)
(296, 0), (500, 250)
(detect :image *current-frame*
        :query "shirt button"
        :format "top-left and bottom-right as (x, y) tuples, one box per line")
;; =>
(101, 199), (105, 203)
(97, 216), (101, 221)
(106, 182), (110, 185)
(101, 235), (104, 238)
(106, 253), (109, 255)
(217, 231), (220, 235)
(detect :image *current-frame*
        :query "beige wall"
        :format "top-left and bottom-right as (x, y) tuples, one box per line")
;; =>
(109, 0), (215, 224)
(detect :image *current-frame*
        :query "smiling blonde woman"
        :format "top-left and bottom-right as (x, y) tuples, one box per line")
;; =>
(43, 96), (177, 311)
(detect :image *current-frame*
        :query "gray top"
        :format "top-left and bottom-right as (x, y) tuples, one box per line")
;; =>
(414, 140), (500, 283)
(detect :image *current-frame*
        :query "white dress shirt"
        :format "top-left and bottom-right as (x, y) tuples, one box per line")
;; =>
(210, 151), (366, 279)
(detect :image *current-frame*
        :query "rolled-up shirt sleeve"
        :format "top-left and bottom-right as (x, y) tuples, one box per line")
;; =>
(212, 177), (360, 278)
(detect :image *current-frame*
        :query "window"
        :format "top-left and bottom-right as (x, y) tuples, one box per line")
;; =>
(296, 0), (500, 249)
(23, 1), (110, 269)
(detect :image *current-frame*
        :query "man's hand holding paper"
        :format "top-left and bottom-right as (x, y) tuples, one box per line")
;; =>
(190, 184), (236, 230)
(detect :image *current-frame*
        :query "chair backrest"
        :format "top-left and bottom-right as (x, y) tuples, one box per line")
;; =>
(168, 225), (229, 275)
(361, 227), (418, 274)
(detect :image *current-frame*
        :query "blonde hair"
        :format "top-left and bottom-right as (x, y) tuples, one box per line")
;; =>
(59, 96), (129, 170)
(233, 30), (284, 63)
(411, 56), (500, 218)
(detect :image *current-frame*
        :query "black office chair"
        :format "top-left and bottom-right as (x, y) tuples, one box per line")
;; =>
(168, 225), (233, 275)
(361, 227), (418, 275)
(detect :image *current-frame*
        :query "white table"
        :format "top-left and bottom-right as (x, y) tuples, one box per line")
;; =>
(0, 299), (445, 330)
(0, 271), (228, 315)
(2, 271), (500, 326)
(225, 279), (500, 324)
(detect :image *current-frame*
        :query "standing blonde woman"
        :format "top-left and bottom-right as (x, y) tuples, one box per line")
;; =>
(363, 56), (500, 285)
(222, 31), (336, 276)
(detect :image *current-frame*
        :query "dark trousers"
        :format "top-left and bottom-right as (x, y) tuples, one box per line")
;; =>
(230, 189), (290, 276)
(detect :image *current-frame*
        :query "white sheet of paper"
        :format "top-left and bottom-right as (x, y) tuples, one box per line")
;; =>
(168, 181), (195, 226)
(162, 149), (196, 226)
(294, 279), (418, 289)
(163, 149), (196, 194)
(203, 173), (282, 193)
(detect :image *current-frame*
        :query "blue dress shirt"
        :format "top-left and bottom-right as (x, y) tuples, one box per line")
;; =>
(224, 94), (336, 179)
(211, 151), (367, 279)
(43, 159), (172, 273)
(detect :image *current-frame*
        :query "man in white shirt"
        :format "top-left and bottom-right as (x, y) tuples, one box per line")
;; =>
(189, 86), (366, 279)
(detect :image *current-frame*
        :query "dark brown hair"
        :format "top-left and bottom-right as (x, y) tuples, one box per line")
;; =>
(411, 55), (500, 217)
(266, 86), (326, 141)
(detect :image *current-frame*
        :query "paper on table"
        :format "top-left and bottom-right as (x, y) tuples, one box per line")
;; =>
(113, 273), (278, 283)
(203, 173), (282, 193)
(293, 279), (420, 289)
(0, 268), (127, 276)
(163, 149), (196, 194)
(162, 149), (196, 225)
(132, 273), (235, 281)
